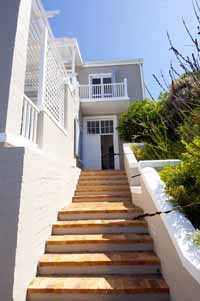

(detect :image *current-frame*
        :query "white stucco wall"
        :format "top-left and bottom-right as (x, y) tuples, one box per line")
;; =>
(14, 148), (80, 301)
(0, 146), (80, 301)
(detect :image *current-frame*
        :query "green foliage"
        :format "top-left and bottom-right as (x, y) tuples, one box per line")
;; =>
(118, 99), (159, 143)
(159, 73), (200, 141)
(192, 230), (200, 246)
(160, 137), (200, 228)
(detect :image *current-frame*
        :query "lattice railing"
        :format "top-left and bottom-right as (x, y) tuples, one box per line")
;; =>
(24, 0), (68, 129)
(44, 37), (66, 127)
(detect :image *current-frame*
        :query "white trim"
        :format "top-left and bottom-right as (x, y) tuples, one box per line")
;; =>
(89, 73), (112, 82)
(37, 26), (48, 110)
(82, 59), (144, 68)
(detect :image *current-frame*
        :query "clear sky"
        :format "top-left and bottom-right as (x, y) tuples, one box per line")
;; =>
(42, 0), (198, 99)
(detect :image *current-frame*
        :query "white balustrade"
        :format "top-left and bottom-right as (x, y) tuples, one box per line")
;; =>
(79, 80), (128, 100)
(21, 95), (40, 144)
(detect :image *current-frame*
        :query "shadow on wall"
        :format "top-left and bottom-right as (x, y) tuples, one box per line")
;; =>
(0, 147), (24, 301)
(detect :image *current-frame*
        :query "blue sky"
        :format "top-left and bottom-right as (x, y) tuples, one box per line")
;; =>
(43, 0), (198, 99)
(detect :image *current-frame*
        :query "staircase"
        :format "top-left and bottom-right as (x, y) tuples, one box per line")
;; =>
(27, 169), (170, 301)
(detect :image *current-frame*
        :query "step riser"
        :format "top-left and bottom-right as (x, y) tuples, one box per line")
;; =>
(73, 197), (131, 202)
(78, 180), (128, 185)
(27, 292), (169, 301)
(52, 225), (148, 235)
(81, 172), (126, 176)
(58, 212), (140, 221)
(38, 264), (160, 276)
(79, 177), (127, 181)
(46, 243), (153, 253)
(77, 183), (129, 190)
(75, 191), (130, 196)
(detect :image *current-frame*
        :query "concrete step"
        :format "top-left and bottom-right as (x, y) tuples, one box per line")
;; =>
(58, 202), (142, 220)
(72, 194), (131, 203)
(52, 219), (148, 235)
(27, 275), (169, 301)
(38, 252), (161, 276)
(75, 188), (130, 196)
(45, 234), (153, 253)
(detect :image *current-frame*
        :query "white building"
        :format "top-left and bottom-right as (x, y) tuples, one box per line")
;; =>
(0, 0), (145, 300)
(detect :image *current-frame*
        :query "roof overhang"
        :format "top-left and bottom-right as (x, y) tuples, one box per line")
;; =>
(54, 37), (83, 66)
(81, 59), (144, 68)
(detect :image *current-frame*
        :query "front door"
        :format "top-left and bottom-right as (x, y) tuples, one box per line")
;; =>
(83, 120), (101, 170)
(83, 117), (120, 170)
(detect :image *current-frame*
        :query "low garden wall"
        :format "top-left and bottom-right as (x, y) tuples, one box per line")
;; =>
(123, 143), (200, 301)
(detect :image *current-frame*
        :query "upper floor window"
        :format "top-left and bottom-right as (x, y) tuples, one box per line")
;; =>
(89, 74), (112, 98)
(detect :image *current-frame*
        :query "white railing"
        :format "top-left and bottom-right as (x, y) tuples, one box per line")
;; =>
(21, 95), (40, 144)
(79, 79), (128, 100)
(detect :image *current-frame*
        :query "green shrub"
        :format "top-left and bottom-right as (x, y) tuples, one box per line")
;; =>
(160, 137), (200, 228)
(118, 99), (160, 143)
(192, 230), (200, 246)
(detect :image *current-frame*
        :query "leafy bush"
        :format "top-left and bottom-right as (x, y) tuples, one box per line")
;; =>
(118, 99), (160, 143)
(160, 137), (200, 228)
(193, 230), (200, 246)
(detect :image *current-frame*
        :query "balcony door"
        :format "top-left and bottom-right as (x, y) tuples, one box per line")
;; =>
(89, 74), (112, 98)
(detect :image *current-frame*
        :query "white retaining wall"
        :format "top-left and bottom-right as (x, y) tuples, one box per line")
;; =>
(123, 143), (200, 301)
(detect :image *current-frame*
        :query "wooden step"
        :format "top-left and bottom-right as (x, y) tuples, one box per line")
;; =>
(52, 219), (148, 235)
(81, 170), (126, 175)
(58, 202), (142, 220)
(77, 182), (129, 188)
(38, 252), (161, 276)
(46, 234), (153, 253)
(72, 194), (131, 203)
(27, 275), (169, 301)
(79, 176), (128, 181)
(78, 179), (128, 185)
(75, 188), (130, 196)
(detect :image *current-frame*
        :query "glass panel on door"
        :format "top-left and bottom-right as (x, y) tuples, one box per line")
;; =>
(92, 78), (101, 98)
(103, 77), (112, 97)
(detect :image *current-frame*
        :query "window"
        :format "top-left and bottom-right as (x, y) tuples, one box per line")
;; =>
(101, 120), (114, 134)
(87, 120), (114, 135)
(87, 121), (100, 134)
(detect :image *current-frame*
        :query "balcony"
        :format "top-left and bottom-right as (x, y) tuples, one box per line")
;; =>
(79, 79), (130, 115)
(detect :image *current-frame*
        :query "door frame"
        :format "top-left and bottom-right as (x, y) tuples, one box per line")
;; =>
(83, 115), (120, 170)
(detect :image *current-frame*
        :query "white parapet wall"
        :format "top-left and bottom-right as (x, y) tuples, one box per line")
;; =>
(123, 143), (200, 301)
(123, 143), (140, 186)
